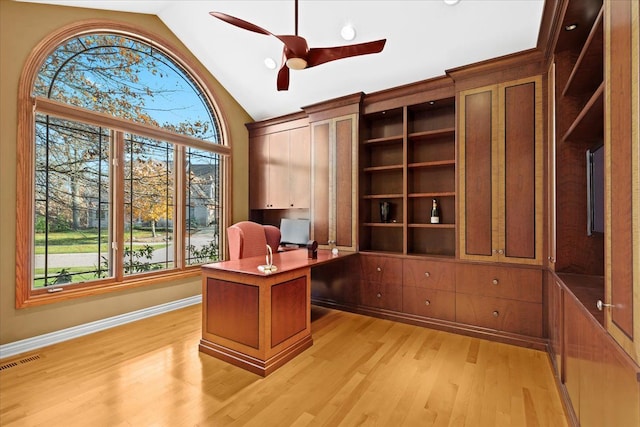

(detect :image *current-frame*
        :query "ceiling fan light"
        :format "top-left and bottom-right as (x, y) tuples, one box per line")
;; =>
(286, 57), (307, 70)
(341, 24), (356, 41)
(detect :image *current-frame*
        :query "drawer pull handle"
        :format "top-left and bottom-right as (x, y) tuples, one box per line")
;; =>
(492, 310), (499, 317)
(424, 272), (430, 278)
(424, 300), (431, 306)
(492, 279), (499, 285)
(376, 267), (382, 272)
(376, 292), (382, 299)
(596, 300), (614, 311)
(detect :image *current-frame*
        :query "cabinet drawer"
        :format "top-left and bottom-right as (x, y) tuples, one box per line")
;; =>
(403, 259), (455, 291)
(360, 255), (402, 285)
(456, 264), (542, 303)
(359, 280), (402, 311)
(456, 293), (542, 337)
(402, 287), (455, 321)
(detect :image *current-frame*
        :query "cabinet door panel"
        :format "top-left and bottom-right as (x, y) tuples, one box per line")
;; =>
(456, 293), (542, 337)
(503, 82), (537, 259)
(289, 127), (310, 208)
(461, 89), (495, 257)
(359, 280), (402, 311)
(360, 255), (402, 285)
(403, 287), (455, 321)
(456, 263), (542, 303)
(403, 259), (455, 291)
(311, 122), (330, 244)
(335, 116), (355, 247)
(249, 135), (269, 209)
(268, 131), (291, 209)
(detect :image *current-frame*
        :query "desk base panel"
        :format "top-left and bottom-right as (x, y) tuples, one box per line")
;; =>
(199, 335), (313, 377)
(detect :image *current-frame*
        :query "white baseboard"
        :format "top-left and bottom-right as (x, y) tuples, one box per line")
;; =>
(0, 295), (202, 360)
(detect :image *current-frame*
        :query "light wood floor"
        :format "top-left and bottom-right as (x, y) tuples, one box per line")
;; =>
(0, 304), (568, 426)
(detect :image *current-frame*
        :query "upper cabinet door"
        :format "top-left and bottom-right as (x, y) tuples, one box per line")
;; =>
(268, 130), (292, 209)
(310, 114), (358, 250)
(459, 76), (543, 265)
(605, 0), (639, 364)
(289, 126), (311, 209)
(249, 134), (270, 209)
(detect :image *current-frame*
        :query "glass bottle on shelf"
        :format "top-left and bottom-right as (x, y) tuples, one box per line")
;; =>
(430, 199), (440, 224)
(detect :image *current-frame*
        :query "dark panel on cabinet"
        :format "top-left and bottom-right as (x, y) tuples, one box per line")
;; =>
(312, 122), (330, 245)
(206, 278), (259, 348)
(504, 82), (537, 259)
(336, 117), (354, 247)
(271, 276), (307, 347)
(463, 90), (493, 256)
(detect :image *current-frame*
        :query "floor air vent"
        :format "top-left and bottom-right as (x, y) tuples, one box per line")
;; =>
(0, 354), (41, 371)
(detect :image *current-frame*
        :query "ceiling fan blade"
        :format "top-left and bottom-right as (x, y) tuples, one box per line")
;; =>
(209, 11), (273, 36)
(277, 62), (290, 91)
(275, 35), (309, 58)
(306, 39), (387, 68)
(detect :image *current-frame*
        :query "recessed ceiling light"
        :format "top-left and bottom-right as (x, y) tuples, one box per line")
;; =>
(565, 23), (578, 31)
(341, 24), (356, 41)
(264, 57), (277, 70)
(444, 0), (460, 5)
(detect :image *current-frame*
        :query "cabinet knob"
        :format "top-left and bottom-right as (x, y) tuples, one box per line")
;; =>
(424, 300), (431, 306)
(376, 267), (382, 272)
(492, 311), (499, 317)
(498, 249), (504, 255)
(492, 279), (499, 285)
(424, 272), (430, 278)
(290, 203), (294, 207)
(376, 292), (382, 299)
(596, 300), (614, 311)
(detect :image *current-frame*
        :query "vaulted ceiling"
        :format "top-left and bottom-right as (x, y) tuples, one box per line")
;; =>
(18, 0), (545, 121)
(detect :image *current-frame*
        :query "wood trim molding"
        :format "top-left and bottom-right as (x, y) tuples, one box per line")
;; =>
(362, 75), (455, 115)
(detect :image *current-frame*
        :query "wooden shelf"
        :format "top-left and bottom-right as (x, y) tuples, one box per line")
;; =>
(408, 160), (455, 169)
(408, 223), (455, 229)
(408, 191), (455, 198)
(363, 135), (403, 145)
(562, 82), (604, 143)
(363, 222), (403, 227)
(562, 6), (604, 98)
(363, 164), (403, 173)
(408, 127), (455, 140)
(362, 193), (403, 199)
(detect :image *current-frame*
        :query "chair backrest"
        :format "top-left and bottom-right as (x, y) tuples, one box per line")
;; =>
(227, 221), (280, 260)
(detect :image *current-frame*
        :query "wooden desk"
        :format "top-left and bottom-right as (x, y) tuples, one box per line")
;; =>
(199, 249), (351, 376)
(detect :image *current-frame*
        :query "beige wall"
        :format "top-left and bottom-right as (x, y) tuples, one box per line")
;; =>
(0, 0), (251, 345)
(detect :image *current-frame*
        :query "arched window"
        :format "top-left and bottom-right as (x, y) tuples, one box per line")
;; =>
(16, 22), (231, 307)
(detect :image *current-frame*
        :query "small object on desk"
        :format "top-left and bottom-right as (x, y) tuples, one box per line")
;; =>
(307, 240), (318, 259)
(331, 247), (339, 256)
(258, 244), (277, 273)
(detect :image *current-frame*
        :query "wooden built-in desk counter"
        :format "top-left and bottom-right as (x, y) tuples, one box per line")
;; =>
(199, 249), (352, 376)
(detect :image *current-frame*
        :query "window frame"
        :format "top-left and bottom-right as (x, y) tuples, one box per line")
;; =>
(16, 20), (231, 308)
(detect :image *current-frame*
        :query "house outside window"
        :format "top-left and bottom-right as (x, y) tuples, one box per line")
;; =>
(16, 22), (230, 307)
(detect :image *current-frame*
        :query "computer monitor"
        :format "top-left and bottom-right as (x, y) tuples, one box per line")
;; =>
(279, 218), (310, 247)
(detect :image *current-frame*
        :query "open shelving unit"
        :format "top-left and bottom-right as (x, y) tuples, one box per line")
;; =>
(359, 98), (456, 256)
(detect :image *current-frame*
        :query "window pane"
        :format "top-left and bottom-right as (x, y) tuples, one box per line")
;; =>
(124, 134), (175, 275)
(185, 148), (222, 265)
(34, 34), (221, 144)
(34, 114), (112, 288)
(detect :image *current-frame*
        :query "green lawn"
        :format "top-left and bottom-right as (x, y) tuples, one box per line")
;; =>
(34, 229), (168, 254)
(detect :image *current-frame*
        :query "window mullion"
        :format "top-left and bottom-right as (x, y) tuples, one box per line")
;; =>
(112, 130), (125, 281)
(175, 145), (186, 269)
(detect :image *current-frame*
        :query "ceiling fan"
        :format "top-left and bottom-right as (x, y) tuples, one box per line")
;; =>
(210, 0), (386, 91)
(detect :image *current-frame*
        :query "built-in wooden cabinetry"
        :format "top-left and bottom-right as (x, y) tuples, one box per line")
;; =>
(360, 94), (456, 257)
(458, 76), (543, 265)
(246, 113), (310, 225)
(305, 94), (361, 251)
(544, 0), (640, 424)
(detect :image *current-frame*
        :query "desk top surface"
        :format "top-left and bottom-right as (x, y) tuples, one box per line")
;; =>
(202, 248), (354, 277)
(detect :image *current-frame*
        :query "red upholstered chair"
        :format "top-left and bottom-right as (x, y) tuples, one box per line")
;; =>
(227, 221), (281, 260)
